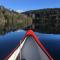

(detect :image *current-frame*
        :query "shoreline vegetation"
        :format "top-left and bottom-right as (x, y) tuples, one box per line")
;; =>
(0, 6), (32, 35)
(1, 6), (60, 34)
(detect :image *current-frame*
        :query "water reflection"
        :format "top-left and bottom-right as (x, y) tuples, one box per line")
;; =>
(0, 30), (26, 60)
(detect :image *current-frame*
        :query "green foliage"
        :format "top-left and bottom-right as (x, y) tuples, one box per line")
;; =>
(0, 6), (32, 34)
(16, 15), (20, 19)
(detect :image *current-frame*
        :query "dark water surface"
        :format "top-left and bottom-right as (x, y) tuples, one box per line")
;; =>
(35, 32), (60, 60)
(0, 30), (60, 60)
(0, 30), (26, 60)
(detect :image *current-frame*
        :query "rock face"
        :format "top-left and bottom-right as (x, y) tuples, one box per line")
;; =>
(23, 8), (60, 34)
(0, 6), (32, 34)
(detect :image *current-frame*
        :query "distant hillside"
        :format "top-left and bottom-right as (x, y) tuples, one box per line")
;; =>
(23, 8), (60, 34)
(0, 6), (32, 34)
(22, 8), (60, 15)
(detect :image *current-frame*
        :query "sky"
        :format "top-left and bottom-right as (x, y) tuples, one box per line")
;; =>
(0, 0), (60, 12)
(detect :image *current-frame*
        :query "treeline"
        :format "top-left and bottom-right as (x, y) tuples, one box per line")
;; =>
(0, 6), (32, 34)
(23, 8), (60, 34)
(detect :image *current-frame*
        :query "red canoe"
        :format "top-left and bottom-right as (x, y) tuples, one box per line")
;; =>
(4, 30), (53, 60)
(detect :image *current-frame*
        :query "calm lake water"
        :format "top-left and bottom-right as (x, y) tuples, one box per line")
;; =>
(0, 30), (60, 60)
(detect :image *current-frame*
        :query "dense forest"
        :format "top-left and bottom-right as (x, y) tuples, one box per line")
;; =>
(23, 8), (60, 34)
(1, 6), (60, 34)
(0, 6), (32, 34)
